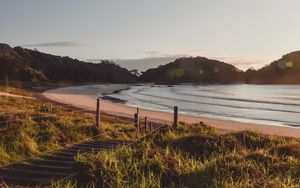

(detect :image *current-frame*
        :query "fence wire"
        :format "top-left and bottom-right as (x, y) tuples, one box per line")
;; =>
(54, 122), (167, 186)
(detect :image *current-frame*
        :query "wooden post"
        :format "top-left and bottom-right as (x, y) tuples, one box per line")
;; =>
(144, 117), (148, 132)
(149, 122), (152, 132)
(137, 107), (140, 132)
(134, 113), (139, 133)
(173, 106), (178, 127)
(96, 98), (100, 127)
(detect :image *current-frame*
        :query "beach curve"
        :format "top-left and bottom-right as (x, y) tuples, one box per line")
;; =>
(43, 84), (300, 138)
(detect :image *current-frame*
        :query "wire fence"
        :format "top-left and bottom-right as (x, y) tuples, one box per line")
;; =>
(0, 91), (175, 187)
(54, 122), (167, 185)
(0, 94), (169, 152)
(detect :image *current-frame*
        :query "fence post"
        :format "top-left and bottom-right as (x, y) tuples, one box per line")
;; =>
(149, 122), (152, 132)
(173, 106), (178, 127)
(96, 98), (100, 127)
(134, 113), (139, 133)
(144, 117), (148, 132)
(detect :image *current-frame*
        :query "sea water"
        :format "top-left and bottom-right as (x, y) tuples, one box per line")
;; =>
(107, 84), (300, 127)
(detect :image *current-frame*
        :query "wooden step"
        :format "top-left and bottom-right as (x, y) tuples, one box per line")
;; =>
(42, 154), (74, 161)
(30, 159), (74, 167)
(0, 139), (133, 187)
(1, 176), (53, 187)
(75, 142), (117, 148)
(0, 168), (69, 176)
(0, 168), (69, 179)
(69, 145), (114, 151)
(10, 162), (75, 173)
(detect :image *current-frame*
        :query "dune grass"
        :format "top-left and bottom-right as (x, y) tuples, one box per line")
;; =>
(2, 86), (300, 187)
(71, 123), (300, 188)
(0, 88), (136, 166)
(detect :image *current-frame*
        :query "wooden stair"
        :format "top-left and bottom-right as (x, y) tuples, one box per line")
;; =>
(0, 140), (131, 187)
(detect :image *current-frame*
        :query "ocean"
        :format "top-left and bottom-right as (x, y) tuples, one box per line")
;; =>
(107, 84), (300, 127)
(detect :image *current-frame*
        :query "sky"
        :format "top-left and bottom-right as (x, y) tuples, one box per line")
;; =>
(1, 0), (300, 71)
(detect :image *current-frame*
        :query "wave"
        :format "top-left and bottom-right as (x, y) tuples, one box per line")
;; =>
(110, 85), (300, 127)
(131, 90), (300, 114)
(125, 93), (300, 127)
(170, 88), (300, 107)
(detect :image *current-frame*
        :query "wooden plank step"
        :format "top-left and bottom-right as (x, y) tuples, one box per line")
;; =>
(69, 145), (114, 151)
(30, 159), (74, 167)
(10, 162), (75, 173)
(1, 176), (52, 187)
(0, 168), (69, 179)
(42, 155), (74, 161)
(0, 139), (134, 187)
(75, 142), (117, 148)
(92, 140), (130, 144)
(0, 168), (69, 176)
(51, 151), (79, 157)
(39, 158), (74, 164)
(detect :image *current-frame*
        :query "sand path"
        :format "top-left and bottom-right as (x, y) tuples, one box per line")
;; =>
(0, 92), (34, 99)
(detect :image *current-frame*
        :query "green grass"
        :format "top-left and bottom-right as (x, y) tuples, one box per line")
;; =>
(2, 86), (300, 187)
(71, 124), (300, 188)
(0, 88), (136, 166)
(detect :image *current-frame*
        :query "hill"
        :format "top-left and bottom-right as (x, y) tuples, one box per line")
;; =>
(0, 43), (137, 84)
(140, 57), (244, 84)
(140, 52), (300, 84)
(245, 51), (300, 84)
(2, 42), (300, 85)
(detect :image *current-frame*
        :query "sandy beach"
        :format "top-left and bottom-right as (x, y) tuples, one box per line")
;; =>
(0, 92), (34, 99)
(43, 84), (300, 138)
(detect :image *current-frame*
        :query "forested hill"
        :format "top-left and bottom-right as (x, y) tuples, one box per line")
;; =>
(2, 42), (300, 85)
(140, 53), (300, 84)
(245, 51), (300, 84)
(139, 57), (244, 84)
(0, 43), (137, 84)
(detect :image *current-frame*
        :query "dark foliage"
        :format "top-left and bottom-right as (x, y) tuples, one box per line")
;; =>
(245, 51), (300, 84)
(139, 57), (244, 84)
(0, 43), (137, 84)
(140, 52), (300, 84)
(2, 42), (300, 85)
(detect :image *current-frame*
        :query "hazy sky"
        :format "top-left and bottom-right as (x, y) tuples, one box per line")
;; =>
(1, 0), (300, 70)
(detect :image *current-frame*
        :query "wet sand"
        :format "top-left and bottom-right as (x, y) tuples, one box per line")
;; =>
(43, 85), (300, 138)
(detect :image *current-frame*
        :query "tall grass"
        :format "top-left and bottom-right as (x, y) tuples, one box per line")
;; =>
(73, 124), (300, 187)
(2, 87), (300, 187)
(0, 88), (136, 166)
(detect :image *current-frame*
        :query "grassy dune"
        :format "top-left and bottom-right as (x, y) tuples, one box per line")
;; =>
(0, 88), (136, 166)
(1, 87), (300, 187)
(71, 124), (300, 188)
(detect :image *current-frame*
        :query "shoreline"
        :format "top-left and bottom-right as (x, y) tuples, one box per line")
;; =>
(42, 84), (300, 139)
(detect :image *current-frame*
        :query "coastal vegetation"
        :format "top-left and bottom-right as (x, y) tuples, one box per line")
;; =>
(140, 52), (300, 84)
(245, 51), (300, 84)
(2, 43), (300, 85)
(57, 123), (300, 187)
(0, 43), (137, 85)
(140, 57), (244, 84)
(1, 87), (300, 187)
(0, 87), (136, 166)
